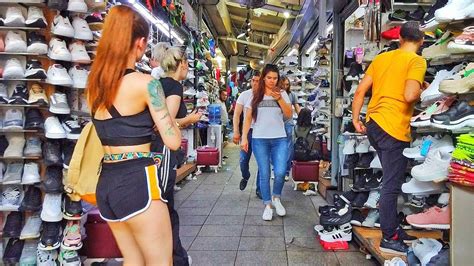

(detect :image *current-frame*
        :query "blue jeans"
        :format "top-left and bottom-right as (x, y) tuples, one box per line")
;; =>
(252, 137), (288, 205)
(240, 129), (260, 192)
(285, 123), (294, 176)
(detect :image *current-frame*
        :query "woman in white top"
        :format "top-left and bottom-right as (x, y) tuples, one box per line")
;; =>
(241, 64), (292, 221)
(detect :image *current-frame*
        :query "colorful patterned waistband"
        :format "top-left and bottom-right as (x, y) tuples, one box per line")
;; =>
(103, 152), (163, 165)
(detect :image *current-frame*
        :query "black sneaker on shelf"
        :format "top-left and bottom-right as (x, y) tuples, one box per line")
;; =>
(319, 203), (353, 227)
(8, 84), (28, 105)
(397, 227), (417, 244)
(3, 238), (24, 264)
(239, 179), (248, 191)
(319, 195), (347, 216)
(351, 171), (372, 192)
(61, 116), (81, 140)
(3, 212), (23, 238)
(350, 209), (365, 226)
(346, 62), (364, 80)
(363, 171), (383, 190)
(62, 140), (75, 169)
(388, 9), (408, 21)
(39, 222), (61, 250)
(0, 135), (8, 156)
(408, 6), (426, 21)
(43, 140), (63, 167)
(63, 197), (83, 220)
(25, 108), (44, 130)
(352, 192), (370, 208)
(409, 195), (425, 208)
(380, 237), (409, 256)
(344, 154), (359, 170)
(42, 166), (64, 193)
(431, 100), (474, 129)
(25, 59), (47, 80)
(421, 0), (449, 28)
(357, 153), (374, 169)
(340, 190), (357, 203)
(20, 186), (42, 211)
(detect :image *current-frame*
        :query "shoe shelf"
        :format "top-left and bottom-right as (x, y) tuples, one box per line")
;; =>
(0, 103), (47, 108)
(0, 26), (43, 31)
(415, 126), (472, 134)
(0, 78), (44, 82)
(352, 226), (443, 265)
(387, 21), (406, 27)
(0, 52), (42, 56)
(0, 129), (40, 133)
(392, 2), (435, 7)
(0, 0), (45, 4)
(429, 53), (474, 66)
(0, 156), (41, 160)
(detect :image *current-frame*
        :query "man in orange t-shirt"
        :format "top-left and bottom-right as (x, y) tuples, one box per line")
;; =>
(352, 22), (427, 255)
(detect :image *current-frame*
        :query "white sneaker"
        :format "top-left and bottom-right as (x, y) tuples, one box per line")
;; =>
(20, 214), (42, 239)
(67, 0), (88, 13)
(28, 83), (49, 105)
(434, 0), (474, 22)
(403, 136), (435, 160)
(41, 193), (63, 222)
(3, 108), (23, 130)
(370, 154), (382, 169)
(355, 138), (370, 153)
(27, 32), (48, 54)
(22, 162), (40, 184)
(412, 238), (443, 266)
(272, 198), (286, 216)
(318, 223), (352, 242)
(0, 185), (23, 211)
(3, 162), (23, 184)
(2, 5), (25, 27)
(184, 88), (197, 96)
(343, 138), (356, 155)
(69, 41), (91, 64)
(46, 64), (73, 86)
(49, 93), (70, 114)
(37, 249), (58, 265)
(23, 136), (42, 157)
(429, 135), (455, 154)
(72, 17), (93, 41)
(4, 134), (25, 157)
(25, 6), (47, 28)
(262, 206), (273, 221)
(402, 178), (445, 195)
(411, 150), (452, 182)
(3, 58), (25, 79)
(364, 190), (380, 208)
(421, 63), (464, 106)
(5, 30), (27, 53)
(51, 14), (74, 38)
(68, 65), (88, 89)
(48, 37), (72, 62)
(45, 116), (67, 139)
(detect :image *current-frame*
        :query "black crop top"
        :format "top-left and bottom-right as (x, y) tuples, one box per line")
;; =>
(160, 77), (187, 119)
(92, 69), (155, 146)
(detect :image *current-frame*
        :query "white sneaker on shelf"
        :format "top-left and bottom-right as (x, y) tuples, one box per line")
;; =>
(48, 37), (72, 62)
(402, 177), (445, 195)
(420, 63), (464, 107)
(3, 162), (23, 184)
(355, 138), (370, 153)
(22, 162), (41, 184)
(370, 154), (382, 169)
(51, 14), (74, 38)
(4, 134), (25, 158)
(364, 190), (380, 209)
(41, 193), (63, 222)
(411, 150), (452, 182)
(3, 108), (24, 130)
(0, 185), (23, 211)
(72, 17), (93, 41)
(343, 138), (356, 155)
(69, 41), (91, 64)
(318, 223), (352, 242)
(262, 206), (273, 221)
(20, 214), (42, 239)
(272, 198), (286, 217)
(67, 0), (88, 13)
(2, 6), (25, 27)
(46, 64), (73, 86)
(403, 136), (434, 160)
(49, 93), (70, 115)
(5, 31), (27, 53)
(45, 116), (67, 139)
(3, 58), (25, 79)
(25, 6), (47, 28)
(434, 0), (474, 22)
(68, 65), (88, 89)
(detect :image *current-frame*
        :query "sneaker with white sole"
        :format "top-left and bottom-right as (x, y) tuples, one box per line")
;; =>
(0, 185), (23, 211)
(67, 0), (88, 13)
(411, 150), (452, 182)
(69, 41), (91, 64)
(49, 93), (70, 114)
(21, 162), (40, 184)
(421, 31), (454, 61)
(3, 162), (23, 184)
(0, 83), (9, 103)
(72, 17), (93, 41)
(45, 116), (66, 139)
(41, 193), (63, 222)
(61, 116), (81, 140)
(3, 58), (25, 79)
(2, 6), (25, 27)
(3, 109), (23, 130)
(37, 249), (58, 265)
(48, 37), (72, 62)
(51, 14), (74, 38)
(434, 0), (474, 22)
(20, 214), (41, 240)
(27, 32), (48, 54)
(401, 178), (445, 195)
(362, 209), (379, 228)
(23, 136), (42, 157)
(364, 190), (380, 209)
(25, 6), (47, 28)
(318, 223), (352, 242)
(5, 31), (27, 53)
(25, 59), (47, 80)
(9, 83), (28, 104)
(343, 138), (356, 155)
(61, 221), (82, 250)
(262, 206), (273, 221)
(272, 198), (286, 216)
(421, 63), (464, 106)
(355, 138), (370, 153)
(28, 83), (48, 105)
(46, 64), (73, 86)
(68, 65), (88, 89)
(59, 248), (81, 265)
(4, 134), (25, 158)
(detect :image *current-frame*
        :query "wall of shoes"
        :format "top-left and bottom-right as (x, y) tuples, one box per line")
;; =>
(0, 0), (105, 263)
(328, 0), (474, 263)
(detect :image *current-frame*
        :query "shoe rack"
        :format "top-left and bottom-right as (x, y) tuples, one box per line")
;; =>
(0, 0), (106, 262)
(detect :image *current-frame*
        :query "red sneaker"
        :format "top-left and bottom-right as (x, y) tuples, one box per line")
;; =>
(382, 26), (401, 40)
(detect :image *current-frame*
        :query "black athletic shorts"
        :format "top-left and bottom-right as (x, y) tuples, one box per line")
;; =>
(96, 152), (172, 222)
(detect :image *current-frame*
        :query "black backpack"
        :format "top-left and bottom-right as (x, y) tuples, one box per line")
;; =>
(293, 128), (321, 162)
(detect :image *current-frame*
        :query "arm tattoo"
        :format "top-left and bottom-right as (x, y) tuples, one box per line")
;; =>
(147, 79), (166, 111)
(164, 121), (175, 136)
(160, 112), (170, 120)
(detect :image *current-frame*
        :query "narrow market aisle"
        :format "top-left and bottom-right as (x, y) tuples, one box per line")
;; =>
(175, 144), (377, 266)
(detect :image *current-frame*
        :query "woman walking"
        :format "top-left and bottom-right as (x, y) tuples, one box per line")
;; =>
(241, 64), (292, 221)
(87, 6), (181, 265)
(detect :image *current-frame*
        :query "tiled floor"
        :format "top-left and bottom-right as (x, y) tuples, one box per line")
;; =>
(175, 144), (378, 266)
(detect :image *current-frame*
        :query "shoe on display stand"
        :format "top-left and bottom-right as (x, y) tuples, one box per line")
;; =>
(2, 5), (26, 27)
(46, 64), (73, 86)
(25, 59), (47, 80)
(5, 31), (27, 53)
(406, 206), (450, 229)
(434, 0), (474, 22)
(25, 6), (47, 28)
(3, 58), (25, 79)
(72, 16), (93, 41)
(402, 177), (445, 195)
(51, 14), (74, 38)
(68, 0), (88, 13)
(48, 37), (72, 62)
(20, 214), (42, 240)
